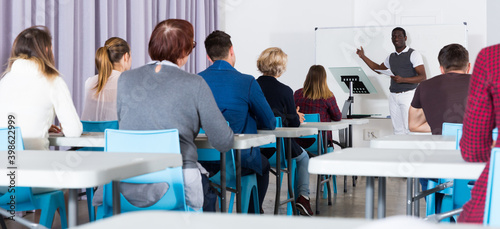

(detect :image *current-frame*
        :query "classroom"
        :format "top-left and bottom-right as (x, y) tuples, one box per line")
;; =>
(0, 0), (498, 228)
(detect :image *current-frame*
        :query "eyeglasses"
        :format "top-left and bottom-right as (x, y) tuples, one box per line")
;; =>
(193, 41), (197, 48)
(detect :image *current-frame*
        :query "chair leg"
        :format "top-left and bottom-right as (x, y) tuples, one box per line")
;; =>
(332, 175), (338, 194)
(0, 216), (6, 229)
(37, 192), (68, 228)
(315, 174), (321, 215)
(344, 176), (347, 192)
(86, 187), (95, 222)
(326, 176), (332, 205)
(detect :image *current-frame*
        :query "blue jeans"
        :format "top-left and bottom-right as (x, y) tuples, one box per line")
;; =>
(295, 149), (310, 197)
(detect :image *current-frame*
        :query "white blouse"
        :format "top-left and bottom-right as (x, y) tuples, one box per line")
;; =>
(0, 59), (82, 150)
(81, 70), (121, 121)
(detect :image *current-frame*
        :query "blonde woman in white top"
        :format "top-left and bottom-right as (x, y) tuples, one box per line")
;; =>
(0, 26), (82, 150)
(81, 37), (131, 121)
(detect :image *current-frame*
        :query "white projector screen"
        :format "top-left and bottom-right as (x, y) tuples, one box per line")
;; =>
(315, 24), (467, 117)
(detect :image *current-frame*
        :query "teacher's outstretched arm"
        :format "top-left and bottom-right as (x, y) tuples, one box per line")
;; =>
(356, 46), (388, 72)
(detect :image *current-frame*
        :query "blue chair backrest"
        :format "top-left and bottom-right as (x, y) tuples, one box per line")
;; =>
(80, 120), (119, 151)
(261, 117), (288, 168)
(0, 127), (35, 207)
(442, 122), (463, 137)
(103, 129), (186, 211)
(442, 122), (463, 150)
(445, 123), (498, 149)
(301, 113), (322, 153)
(304, 113), (321, 122)
(198, 126), (236, 182)
(82, 120), (118, 132)
(485, 147), (500, 226)
(261, 117), (282, 148)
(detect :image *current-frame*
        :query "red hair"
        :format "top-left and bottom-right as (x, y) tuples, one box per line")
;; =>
(148, 19), (194, 63)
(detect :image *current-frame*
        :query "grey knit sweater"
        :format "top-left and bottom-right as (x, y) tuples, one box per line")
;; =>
(117, 63), (234, 168)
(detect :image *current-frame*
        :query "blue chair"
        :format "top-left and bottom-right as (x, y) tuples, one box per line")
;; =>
(0, 127), (68, 228)
(484, 147), (500, 226)
(425, 123), (475, 222)
(79, 120), (118, 222)
(301, 114), (334, 155)
(96, 129), (187, 219)
(198, 129), (259, 213)
(299, 114), (337, 214)
(80, 120), (119, 151)
(261, 117), (297, 215)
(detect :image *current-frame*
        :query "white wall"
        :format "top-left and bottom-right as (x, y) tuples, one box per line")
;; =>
(220, 0), (486, 92)
(219, 0), (355, 91)
(487, 0), (500, 45)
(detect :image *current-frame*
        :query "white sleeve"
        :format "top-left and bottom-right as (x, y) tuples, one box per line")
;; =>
(383, 54), (391, 69)
(410, 50), (424, 67)
(50, 77), (83, 137)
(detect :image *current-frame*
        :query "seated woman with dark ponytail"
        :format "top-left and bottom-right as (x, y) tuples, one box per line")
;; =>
(81, 37), (131, 121)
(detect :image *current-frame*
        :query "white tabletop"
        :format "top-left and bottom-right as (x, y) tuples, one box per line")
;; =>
(74, 211), (491, 229)
(194, 134), (275, 150)
(300, 122), (349, 131)
(0, 150), (182, 188)
(309, 148), (485, 180)
(258, 127), (317, 138)
(338, 119), (370, 125)
(49, 132), (276, 150)
(370, 135), (456, 150)
(49, 132), (104, 147)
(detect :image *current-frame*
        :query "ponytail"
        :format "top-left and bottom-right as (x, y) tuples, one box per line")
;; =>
(94, 46), (113, 96)
(93, 37), (130, 96)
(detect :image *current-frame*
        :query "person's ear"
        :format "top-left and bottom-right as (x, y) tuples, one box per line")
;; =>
(229, 46), (235, 57)
(439, 66), (445, 74)
(466, 62), (471, 74)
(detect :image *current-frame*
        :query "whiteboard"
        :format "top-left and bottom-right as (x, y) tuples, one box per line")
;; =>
(315, 24), (467, 117)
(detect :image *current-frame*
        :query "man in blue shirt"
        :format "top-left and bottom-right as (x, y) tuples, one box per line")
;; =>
(198, 30), (276, 213)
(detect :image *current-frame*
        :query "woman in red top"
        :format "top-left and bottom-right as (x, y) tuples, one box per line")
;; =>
(294, 65), (342, 145)
(459, 44), (500, 223)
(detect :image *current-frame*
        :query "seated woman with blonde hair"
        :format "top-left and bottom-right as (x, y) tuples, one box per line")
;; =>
(81, 37), (131, 121)
(256, 47), (314, 216)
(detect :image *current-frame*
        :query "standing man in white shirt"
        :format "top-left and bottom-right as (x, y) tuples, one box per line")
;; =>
(356, 27), (426, 134)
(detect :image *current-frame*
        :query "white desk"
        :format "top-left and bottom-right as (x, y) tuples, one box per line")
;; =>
(300, 121), (350, 131)
(338, 118), (370, 125)
(308, 148), (485, 219)
(0, 150), (181, 227)
(258, 127), (318, 215)
(370, 134), (457, 217)
(49, 132), (104, 147)
(49, 133), (276, 214)
(370, 135), (456, 150)
(74, 211), (492, 229)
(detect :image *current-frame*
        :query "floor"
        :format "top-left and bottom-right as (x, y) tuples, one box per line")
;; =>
(3, 174), (426, 228)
